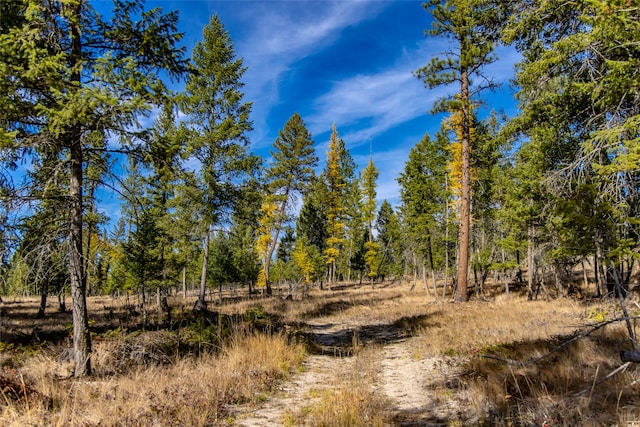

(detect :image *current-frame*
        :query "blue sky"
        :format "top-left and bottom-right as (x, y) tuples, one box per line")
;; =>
(130, 1), (519, 210)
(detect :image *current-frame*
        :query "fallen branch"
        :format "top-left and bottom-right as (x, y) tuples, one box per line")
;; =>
(620, 350), (640, 363)
(481, 316), (640, 367)
(574, 362), (631, 397)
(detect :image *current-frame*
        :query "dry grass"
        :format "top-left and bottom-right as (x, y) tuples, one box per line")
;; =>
(2, 280), (640, 426)
(409, 296), (640, 426)
(1, 332), (304, 426)
(284, 346), (389, 427)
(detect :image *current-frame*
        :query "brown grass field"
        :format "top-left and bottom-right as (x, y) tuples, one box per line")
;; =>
(1, 278), (640, 426)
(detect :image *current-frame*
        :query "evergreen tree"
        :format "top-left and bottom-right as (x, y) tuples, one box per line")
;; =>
(398, 131), (450, 296)
(505, 0), (640, 295)
(122, 209), (162, 309)
(375, 200), (403, 280)
(297, 180), (329, 254)
(229, 223), (260, 295)
(323, 125), (347, 287)
(258, 113), (318, 294)
(277, 228), (296, 264)
(179, 15), (255, 311)
(361, 157), (380, 281)
(415, 0), (502, 301)
(0, 0), (186, 375)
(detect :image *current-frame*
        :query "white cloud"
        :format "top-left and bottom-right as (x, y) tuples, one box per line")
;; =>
(306, 38), (452, 148)
(307, 37), (520, 150)
(233, 1), (387, 148)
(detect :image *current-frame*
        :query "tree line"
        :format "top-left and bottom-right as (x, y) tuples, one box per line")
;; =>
(1, 0), (638, 376)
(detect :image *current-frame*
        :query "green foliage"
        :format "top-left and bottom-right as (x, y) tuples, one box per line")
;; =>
(229, 223), (260, 288)
(375, 201), (404, 278)
(322, 125), (348, 283)
(179, 319), (223, 351)
(504, 0), (640, 285)
(277, 228), (296, 264)
(297, 182), (329, 256)
(414, 0), (502, 112)
(267, 113), (318, 199)
(398, 132), (451, 275)
(180, 14), (256, 225)
(259, 113), (318, 293)
(361, 158), (379, 241)
(1, 0), (187, 375)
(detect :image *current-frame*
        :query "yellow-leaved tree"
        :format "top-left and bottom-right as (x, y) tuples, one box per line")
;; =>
(255, 199), (278, 290)
(444, 110), (477, 212)
(323, 125), (347, 287)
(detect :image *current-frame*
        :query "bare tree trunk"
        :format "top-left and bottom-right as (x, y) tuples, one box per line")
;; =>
(456, 67), (471, 303)
(410, 256), (417, 292)
(427, 236), (438, 301)
(70, 135), (91, 376)
(443, 173), (449, 301)
(69, 2), (91, 376)
(37, 276), (49, 319)
(527, 224), (535, 300)
(182, 266), (187, 299)
(422, 263), (430, 296)
(194, 228), (210, 311)
(593, 254), (602, 297)
(581, 259), (590, 293)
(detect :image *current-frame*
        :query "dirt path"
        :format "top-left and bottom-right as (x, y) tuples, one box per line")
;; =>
(234, 354), (353, 426)
(378, 339), (473, 426)
(235, 319), (360, 426)
(234, 311), (472, 426)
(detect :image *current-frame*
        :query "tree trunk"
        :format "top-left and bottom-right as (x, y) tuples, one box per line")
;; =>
(422, 263), (430, 296)
(581, 259), (590, 293)
(68, 2), (91, 376)
(443, 173), (449, 301)
(70, 135), (91, 376)
(427, 236), (438, 301)
(195, 228), (210, 311)
(595, 237), (608, 295)
(455, 66), (471, 303)
(527, 224), (535, 300)
(37, 276), (49, 319)
(264, 231), (278, 295)
(182, 266), (187, 299)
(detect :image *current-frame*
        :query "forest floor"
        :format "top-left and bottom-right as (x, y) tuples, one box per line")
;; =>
(2, 279), (640, 425)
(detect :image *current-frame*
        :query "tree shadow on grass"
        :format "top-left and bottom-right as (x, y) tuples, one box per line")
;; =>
(453, 324), (635, 425)
(295, 313), (440, 356)
(379, 322), (638, 426)
(300, 292), (402, 319)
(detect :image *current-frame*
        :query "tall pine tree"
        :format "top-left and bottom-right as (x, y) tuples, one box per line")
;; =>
(258, 113), (318, 294)
(415, 0), (502, 301)
(0, 0), (186, 375)
(179, 15), (255, 311)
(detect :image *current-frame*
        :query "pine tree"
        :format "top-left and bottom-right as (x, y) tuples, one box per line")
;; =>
(361, 157), (380, 281)
(179, 15), (255, 311)
(0, 0), (186, 375)
(375, 200), (403, 280)
(397, 132), (450, 296)
(258, 113), (318, 294)
(505, 0), (640, 295)
(323, 125), (347, 287)
(415, 0), (502, 301)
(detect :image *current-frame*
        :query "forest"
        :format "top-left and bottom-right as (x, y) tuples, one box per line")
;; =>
(0, 0), (639, 391)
